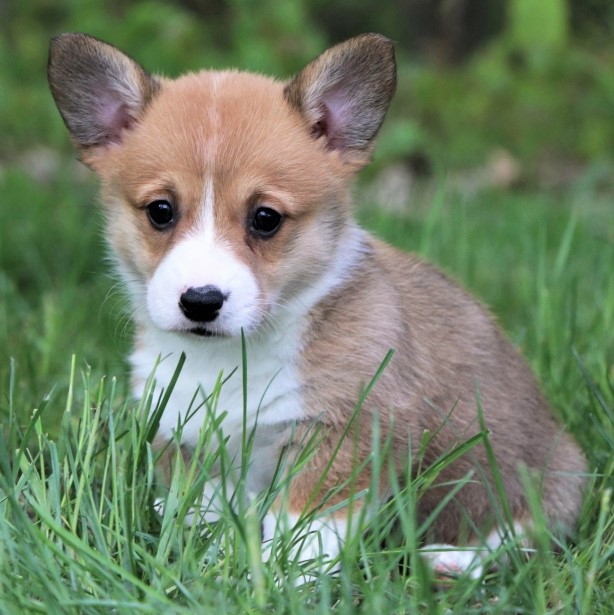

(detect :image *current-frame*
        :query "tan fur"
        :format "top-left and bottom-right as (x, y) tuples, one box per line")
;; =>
(48, 33), (586, 557)
(291, 240), (586, 542)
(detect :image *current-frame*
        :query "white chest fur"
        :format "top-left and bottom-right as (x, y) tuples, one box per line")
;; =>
(130, 319), (307, 453)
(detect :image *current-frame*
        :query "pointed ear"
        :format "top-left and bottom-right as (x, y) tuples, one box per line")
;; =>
(48, 33), (160, 159)
(284, 34), (396, 161)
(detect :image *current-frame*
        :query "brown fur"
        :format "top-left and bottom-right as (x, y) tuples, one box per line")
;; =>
(290, 240), (586, 541)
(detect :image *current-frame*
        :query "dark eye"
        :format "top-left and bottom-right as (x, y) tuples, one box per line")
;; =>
(147, 200), (175, 230)
(251, 207), (282, 238)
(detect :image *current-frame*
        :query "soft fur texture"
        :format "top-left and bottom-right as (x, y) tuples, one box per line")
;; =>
(48, 32), (586, 578)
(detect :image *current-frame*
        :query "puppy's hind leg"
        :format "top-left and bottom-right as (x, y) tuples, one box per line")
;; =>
(419, 520), (532, 581)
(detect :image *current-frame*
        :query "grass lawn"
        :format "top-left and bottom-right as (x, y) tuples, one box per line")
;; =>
(0, 161), (612, 613)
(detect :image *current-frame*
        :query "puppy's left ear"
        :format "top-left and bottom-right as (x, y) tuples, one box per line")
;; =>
(284, 33), (396, 165)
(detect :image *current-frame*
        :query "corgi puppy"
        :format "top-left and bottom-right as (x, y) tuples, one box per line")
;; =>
(48, 32), (586, 579)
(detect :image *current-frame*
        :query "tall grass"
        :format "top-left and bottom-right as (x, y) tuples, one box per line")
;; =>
(1, 165), (613, 612)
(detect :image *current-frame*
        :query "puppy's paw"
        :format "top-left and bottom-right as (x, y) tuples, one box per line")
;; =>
(420, 544), (484, 580)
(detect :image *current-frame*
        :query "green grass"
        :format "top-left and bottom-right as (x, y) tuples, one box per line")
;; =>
(1, 161), (613, 613)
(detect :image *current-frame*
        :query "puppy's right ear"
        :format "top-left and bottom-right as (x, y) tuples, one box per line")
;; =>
(48, 33), (159, 164)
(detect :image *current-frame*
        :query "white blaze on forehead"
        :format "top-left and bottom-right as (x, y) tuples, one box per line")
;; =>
(146, 175), (261, 335)
(201, 178), (215, 237)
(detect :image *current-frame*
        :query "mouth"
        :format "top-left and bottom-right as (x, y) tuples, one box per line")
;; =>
(188, 327), (218, 337)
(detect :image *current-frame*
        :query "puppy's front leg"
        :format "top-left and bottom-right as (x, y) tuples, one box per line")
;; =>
(262, 504), (358, 572)
(154, 437), (228, 524)
(261, 422), (373, 576)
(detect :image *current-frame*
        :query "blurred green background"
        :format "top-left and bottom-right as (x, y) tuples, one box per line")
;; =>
(1, 0), (614, 180)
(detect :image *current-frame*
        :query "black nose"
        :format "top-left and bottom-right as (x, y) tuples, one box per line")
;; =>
(179, 286), (225, 323)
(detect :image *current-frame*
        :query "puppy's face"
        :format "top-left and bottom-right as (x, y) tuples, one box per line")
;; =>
(96, 72), (354, 337)
(48, 34), (396, 338)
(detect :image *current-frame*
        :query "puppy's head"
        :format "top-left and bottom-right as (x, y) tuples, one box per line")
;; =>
(48, 33), (396, 338)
